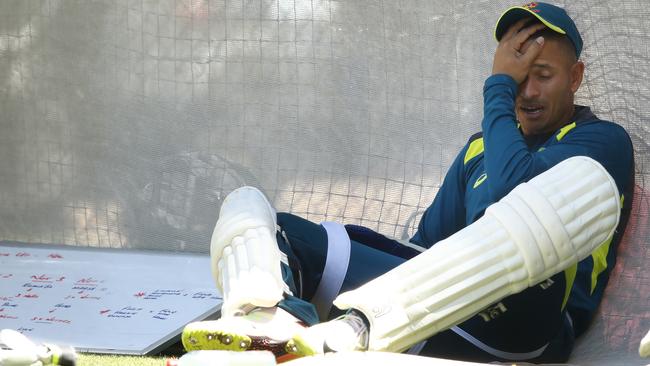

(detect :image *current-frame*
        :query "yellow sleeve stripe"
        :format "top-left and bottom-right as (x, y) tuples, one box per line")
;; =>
(590, 235), (613, 295)
(556, 122), (577, 141)
(464, 137), (484, 165)
(562, 263), (578, 310)
(589, 194), (624, 295)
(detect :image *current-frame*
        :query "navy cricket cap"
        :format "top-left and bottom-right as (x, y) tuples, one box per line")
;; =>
(495, 2), (583, 58)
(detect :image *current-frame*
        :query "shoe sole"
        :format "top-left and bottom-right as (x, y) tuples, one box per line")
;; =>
(285, 335), (318, 358)
(182, 327), (300, 362)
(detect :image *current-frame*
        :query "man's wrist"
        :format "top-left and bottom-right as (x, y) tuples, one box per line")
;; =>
(486, 73), (518, 87)
(482, 74), (518, 132)
(484, 74), (518, 99)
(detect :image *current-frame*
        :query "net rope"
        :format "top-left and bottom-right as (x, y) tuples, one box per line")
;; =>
(1, 1), (648, 363)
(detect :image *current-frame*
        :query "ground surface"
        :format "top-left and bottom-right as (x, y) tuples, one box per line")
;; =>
(78, 354), (166, 366)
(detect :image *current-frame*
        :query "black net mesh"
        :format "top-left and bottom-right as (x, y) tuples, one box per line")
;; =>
(0, 1), (648, 364)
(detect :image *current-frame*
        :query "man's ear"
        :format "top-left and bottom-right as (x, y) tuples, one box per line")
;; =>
(570, 61), (585, 93)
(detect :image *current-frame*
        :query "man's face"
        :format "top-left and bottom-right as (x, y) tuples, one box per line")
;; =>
(515, 37), (583, 136)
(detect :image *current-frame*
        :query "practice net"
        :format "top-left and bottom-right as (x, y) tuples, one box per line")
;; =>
(0, 0), (648, 364)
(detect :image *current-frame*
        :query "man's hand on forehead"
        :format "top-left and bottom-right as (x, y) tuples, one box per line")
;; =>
(492, 18), (547, 83)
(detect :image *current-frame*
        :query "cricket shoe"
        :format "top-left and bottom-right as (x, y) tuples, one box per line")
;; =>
(182, 307), (306, 362)
(286, 310), (369, 357)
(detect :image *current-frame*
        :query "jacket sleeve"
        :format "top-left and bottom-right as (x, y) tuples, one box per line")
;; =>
(410, 146), (468, 249)
(481, 74), (633, 200)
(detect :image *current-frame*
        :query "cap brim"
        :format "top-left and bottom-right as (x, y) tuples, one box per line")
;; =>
(494, 6), (566, 41)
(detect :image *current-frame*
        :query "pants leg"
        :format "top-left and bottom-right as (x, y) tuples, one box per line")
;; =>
(275, 212), (574, 363)
(420, 270), (575, 363)
(275, 213), (407, 324)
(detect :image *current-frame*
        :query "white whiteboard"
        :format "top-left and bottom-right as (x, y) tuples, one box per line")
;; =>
(0, 241), (222, 355)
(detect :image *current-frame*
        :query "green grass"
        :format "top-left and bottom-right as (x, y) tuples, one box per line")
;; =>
(76, 342), (183, 365)
(76, 345), (277, 365)
(77, 353), (168, 366)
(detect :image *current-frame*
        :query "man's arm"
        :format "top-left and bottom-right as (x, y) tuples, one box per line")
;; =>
(409, 146), (467, 249)
(484, 19), (632, 199)
(481, 75), (633, 200)
(413, 20), (556, 248)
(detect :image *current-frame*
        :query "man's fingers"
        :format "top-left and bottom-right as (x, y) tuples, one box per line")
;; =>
(502, 18), (530, 41)
(519, 34), (538, 56)
(521, 36), (545, 62)
(513, 22), (546, 49)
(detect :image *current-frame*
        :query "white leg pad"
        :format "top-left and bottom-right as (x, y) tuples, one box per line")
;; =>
(640, 328), (650, 358)
(333, 156), (621, 352)
(211, 186), (286, 317)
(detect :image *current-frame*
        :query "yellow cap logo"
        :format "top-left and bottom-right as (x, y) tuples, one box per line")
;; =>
(522, 2), (541, 13)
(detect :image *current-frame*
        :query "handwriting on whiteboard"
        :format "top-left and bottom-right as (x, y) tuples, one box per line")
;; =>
(0, 241), (223, 354)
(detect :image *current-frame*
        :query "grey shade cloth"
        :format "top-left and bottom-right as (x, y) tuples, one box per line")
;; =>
(0, 1), (648, 364)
